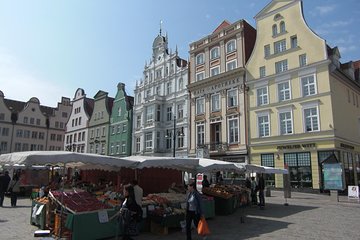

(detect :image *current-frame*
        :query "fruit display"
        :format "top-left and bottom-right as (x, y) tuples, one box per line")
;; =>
(49, 190), (112, 213)
(202, 186), (234, 199)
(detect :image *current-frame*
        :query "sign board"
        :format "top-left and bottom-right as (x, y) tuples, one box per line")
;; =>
(323, 163), (345, 190)
(348, 186), (359, 200)
(98, 210), (109, 223)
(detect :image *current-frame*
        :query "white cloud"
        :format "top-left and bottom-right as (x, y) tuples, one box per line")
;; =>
(323, 20), (353, 28)
(0, 49), (72, 107)
(314, 5), (336, 15)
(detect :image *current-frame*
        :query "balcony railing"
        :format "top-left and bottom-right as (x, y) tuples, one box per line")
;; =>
(207, 142), (229, 152)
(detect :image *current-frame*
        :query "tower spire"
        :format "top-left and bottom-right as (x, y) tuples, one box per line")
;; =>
(160, 20), (163, 35)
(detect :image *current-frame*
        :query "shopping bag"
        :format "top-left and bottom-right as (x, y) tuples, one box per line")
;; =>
(197, 217), (210, 236)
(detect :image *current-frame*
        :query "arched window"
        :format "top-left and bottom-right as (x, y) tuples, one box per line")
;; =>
(272, 24), (278, 36)
(196, 53), (204, 65)
(210, 47), (220, 60)
(280, 21), (286, 33)
(226, 40), (236, 53)
(137, 93), (141, 104)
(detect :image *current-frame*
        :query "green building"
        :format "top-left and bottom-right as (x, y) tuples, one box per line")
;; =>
(108, 83), (134, 157)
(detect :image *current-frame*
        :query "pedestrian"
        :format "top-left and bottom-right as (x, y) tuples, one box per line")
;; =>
(0, 171), (11, 207)
(202, 175), (210, 188)
(250, 176), (258, 205)
(8, 172), (21, 207)
(258, 174), (265, 209)
(186, 181), (204, 240)
(131, 180), (143, 207)
(110, 185), (139, 240)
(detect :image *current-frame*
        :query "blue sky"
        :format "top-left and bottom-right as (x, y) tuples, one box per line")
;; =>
(0, 0), (359, 107)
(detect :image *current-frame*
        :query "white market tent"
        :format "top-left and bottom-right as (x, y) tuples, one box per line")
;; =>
(196, 158), (246, 173)
(0, 151), (138, 170)
(235, 163), (288, 174)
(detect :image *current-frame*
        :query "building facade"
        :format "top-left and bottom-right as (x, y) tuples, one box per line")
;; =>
(133, 29), (189, 157)
(109, 83), (134, 157)
(87, 91), (114, 155)
(0, 90), (71, 153)
(187, 20), (256, 162)
(65, 88), (94, 153)
(246, 0), (360, 190)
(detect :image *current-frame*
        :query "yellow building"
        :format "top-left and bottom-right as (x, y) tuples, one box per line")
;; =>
(246, 0), (360, 190)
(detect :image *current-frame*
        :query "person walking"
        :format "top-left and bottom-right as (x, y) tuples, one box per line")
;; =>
(8, 172), (21, 207)
(202, 175), (210, 188)
(186, 181), (204, 240)
(258, 174), (265, 209)
(131, 180), (143, 207)
(0, 171), (11, 207)
(250, 176), (258, 205)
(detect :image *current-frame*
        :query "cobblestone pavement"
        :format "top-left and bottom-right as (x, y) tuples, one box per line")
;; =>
(1, 191), (359, 240)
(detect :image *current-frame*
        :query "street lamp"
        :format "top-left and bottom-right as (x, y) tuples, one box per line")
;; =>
(166, 117), (184, 157)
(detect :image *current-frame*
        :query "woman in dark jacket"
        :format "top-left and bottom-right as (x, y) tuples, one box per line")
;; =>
(186, 181), (204, 240)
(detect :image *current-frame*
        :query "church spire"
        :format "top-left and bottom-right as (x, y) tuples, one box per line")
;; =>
(159, 20), (163, 35)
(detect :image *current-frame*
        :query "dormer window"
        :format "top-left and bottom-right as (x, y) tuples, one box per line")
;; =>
(196, 53), (204, 65)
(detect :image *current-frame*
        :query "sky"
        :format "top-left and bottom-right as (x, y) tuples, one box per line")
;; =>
(0, 0), (359, 107)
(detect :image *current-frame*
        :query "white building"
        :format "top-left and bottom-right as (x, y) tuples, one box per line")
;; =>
(133, 29), (189, 157)
(64, 88), (94, 153)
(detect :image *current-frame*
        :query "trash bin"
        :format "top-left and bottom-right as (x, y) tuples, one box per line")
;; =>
(265, 187), (271, 197)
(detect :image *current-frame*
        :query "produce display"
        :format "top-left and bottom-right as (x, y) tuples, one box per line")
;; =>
(202, 184), (249, 200)
(49, 190), (112, 213)
(143, 193), (187, 218)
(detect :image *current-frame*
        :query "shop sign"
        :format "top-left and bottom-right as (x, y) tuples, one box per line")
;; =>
(98, 210), (109, 223)
(323, 163), (345, 190)
(348, 186), (359, 200)
(276, 143), (316, 150)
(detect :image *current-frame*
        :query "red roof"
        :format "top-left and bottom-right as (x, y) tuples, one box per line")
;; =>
(213, 20), (231, 33)
(353, 60), (360, 69)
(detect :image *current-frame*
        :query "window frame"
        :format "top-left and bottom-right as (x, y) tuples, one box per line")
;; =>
(301, 74), (317, 97)
(196, 98), (205, 115)
(226, 39), (236, 53)
(277, 81), (291, 102)
(278, 109), (294, 135)
(196, 53), (205, 65)
(257, 87), (269, 106)
(257, 112), (270, 138)
(210, 47), (220, 60)
(228, 116), (239, 144)
(227, 89), (238, 108)
(211, 94), (221, 112)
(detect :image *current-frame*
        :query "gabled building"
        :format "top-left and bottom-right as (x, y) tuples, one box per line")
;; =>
(246, 0), (360, 190)
(133, 28), (189, 157)
(87, 90), (114, 155)
(0, 90), (71, 153)
(65, 88), (94, 153)
(187, 20), (256, 162)
(108, 83), (134, 157)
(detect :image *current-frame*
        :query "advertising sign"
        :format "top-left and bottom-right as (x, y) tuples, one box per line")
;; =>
(323, 163), (345, 190)
(348, 186), (359, 200)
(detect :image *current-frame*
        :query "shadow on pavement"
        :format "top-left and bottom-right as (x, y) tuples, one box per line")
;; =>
(245, 203), (317, 219)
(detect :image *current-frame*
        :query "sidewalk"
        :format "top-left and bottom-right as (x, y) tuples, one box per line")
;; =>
(0, 191), (359, 240)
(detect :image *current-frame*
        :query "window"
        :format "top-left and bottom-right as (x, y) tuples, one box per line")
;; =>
(0, 113), (5, 120)
(156, 86), (161, 95)
(258, 114), (270, 137)
(196, 72), (205, 81)
(284, 152), (312, 188)
(301, 75), (317, 97)
(39, 132), (45, 140)
(121, 141), (126, 153)
(261, 154), (275, 186)
(264, 45), (270, 58)
(82, 131), (85, 141)
(136, 115), (141, 128)
(16, 129), (23, 138)
(291, 35), (298, 48)
(78, 132), (81, 141)
(22, 143), (28, 151)
(211, 94), (221, 112)
(177, 104), (184, 119)
(145, 106), (154, 123)
(228, 117), (239, 143)
(299, 54), (307, 67)
(227, 89), (238, 107)
(102, 127), (106, 136)
(167, 107), (173, 121)
(24, 117), (28, 124)
(30, 118), (35, 124)
(137, 93), (141, 104)
(31, 131), (38, 139)
(166, 130), (172, 149)
(210, 47), (220, 60)
(279, 111), (293, 135)
(110, 143), (114, 155)
(166, 82), (172, 94)
(280, 21), (286, 33)
(278, 81), (291, 101)
(156, 69), (162, 79)
(136, 137), (141, 152)
(210, 66), (220, 76)
(96, 128), (100, 137)
(272, 24), (278, 36)
(145, 133), (153, 149)
(197, 123), (205, 146)
(123, 123), (127, 132)
(0, 142), (7, 152)
(178, 78), (184, 91)
(275, 59), (288, 73)
(274, 39), (286, 54)
(156, 105), (161, 121)
(55, 121), (59, 128)
(36, 119), (41, 125)
(259, 66), (266, 78)
(196, 53), (204, 65)
(50, 134), (56, 141)
(62, 112), (68, 118)
(24, 130), (30, 138)
(78, 117), (82, 125)
(177, 129), (184, 148)
(116, 124), (120, 134)
(226, 40), (236, 53)
(227, 60), (237, 71)
(257, 87), (268, 106)
(116, 142), (120, 154)
(304, 107), (319, 132)
(15, 143), (21, 152)
(196, 98), (205, 115)
(1, 128), (8, 136)
(118, 107), (122, 116)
